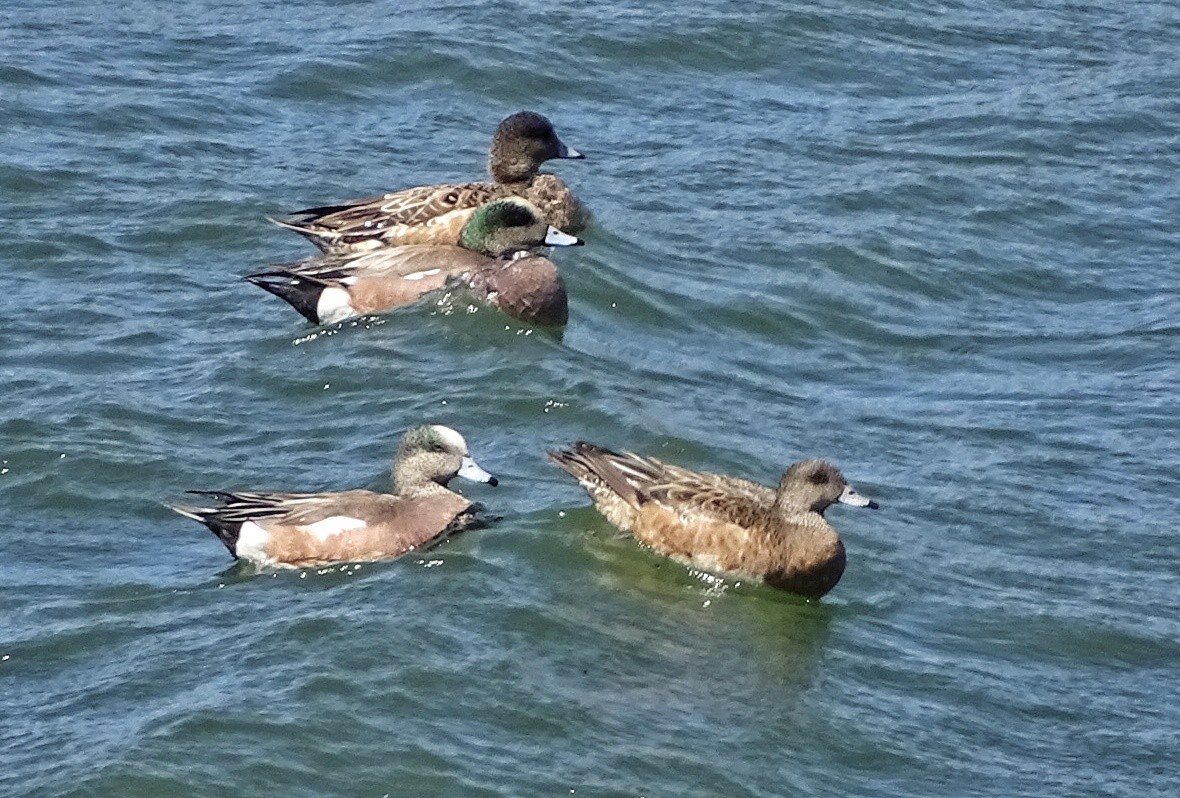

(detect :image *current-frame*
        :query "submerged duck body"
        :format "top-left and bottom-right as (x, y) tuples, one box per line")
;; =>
(171, 425), (498, 568)
(274, 111), (588, 254)
(548, 442), (878, 599)
(249, 198), (581, 326)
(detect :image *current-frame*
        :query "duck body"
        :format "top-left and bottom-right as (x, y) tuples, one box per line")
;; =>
(274, 111), (587, 255)
(275, 174), (586, 254)
(247, 244), (569, 327)
(171, 425), (498, 568)
(176, 488), (477, 568)
(252, 198), (579, 326)
(548, 443), (878, 599)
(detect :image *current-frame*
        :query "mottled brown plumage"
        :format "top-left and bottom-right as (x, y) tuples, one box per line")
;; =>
(248, 198), (578, 326)
(170, 425), (498, 568)
(273, 111), (587, 254)
(548, 442), (879, 599)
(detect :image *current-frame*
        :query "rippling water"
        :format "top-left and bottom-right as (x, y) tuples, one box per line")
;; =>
(3, 1), (1179, 795)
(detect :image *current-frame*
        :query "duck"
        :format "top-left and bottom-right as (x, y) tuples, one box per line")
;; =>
(170, 425), (498, 568)
(248, 198), (582, 326)
(272, 111), (588, 254)
(547, 442), (879, 599)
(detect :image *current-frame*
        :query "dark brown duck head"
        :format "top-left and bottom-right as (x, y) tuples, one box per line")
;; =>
(393, 424), (498, 495)
(488, 111), (584, 184)
(773, 459), (879, 517)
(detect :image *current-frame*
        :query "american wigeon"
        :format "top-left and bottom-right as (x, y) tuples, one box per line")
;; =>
(548, 442), (879, 599)
(171, 425), (498, 568)
(273, 111), (588, 254)
(249, 198), (582, 326)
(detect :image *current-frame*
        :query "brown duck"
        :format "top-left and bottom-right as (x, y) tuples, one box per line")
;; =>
(170, 425), (498, 568)
(272, 111), (587, 254)
(548, 442), (879, 599)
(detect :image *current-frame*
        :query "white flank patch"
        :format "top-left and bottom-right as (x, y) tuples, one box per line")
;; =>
(317, 286), (356, 325)
(304, 516), (366, 542)
(430, 425), (468, 453)
(236, 521), (273, 564)
(403, 268), (441, 281)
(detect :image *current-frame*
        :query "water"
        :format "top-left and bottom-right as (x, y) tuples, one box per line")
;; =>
(3, 1), (1179, 795)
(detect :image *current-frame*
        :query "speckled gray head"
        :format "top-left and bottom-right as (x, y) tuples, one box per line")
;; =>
(775, 459), (878, 515)
(395, 425), (498, 493)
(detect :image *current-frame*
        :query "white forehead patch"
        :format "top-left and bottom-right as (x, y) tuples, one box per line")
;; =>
(430, 425), (468, 454)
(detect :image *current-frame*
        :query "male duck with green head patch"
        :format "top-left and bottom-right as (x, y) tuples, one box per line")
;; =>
(250, 198), (582, 326)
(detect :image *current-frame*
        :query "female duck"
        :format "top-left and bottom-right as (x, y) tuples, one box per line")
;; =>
(171, 425), (497, 568)
(249, 198), (582, 326)
(273, 111), (588, 254)
(548, 442), (878, 599)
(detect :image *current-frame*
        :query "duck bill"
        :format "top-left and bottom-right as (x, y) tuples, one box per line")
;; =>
(543, 226), (584, 247)
(458, 456), (498, 486)
(556, 141), (584, 159)
(837, 484), (878, 509)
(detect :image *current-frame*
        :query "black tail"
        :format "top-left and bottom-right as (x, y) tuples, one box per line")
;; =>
(244, 271), (325, 323)
(168, 494), (242, 558)
(200, 517), (242, 557)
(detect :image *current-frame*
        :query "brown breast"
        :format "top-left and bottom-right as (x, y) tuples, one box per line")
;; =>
(466, 256), (568, 325)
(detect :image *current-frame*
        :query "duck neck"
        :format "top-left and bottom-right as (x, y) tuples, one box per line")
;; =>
(769, 499), (839, 547)
(458, 220), (493, 255)
(393, 467), (454, 498)
(773, 493), (828, 518)
(489, 157), (538, 185)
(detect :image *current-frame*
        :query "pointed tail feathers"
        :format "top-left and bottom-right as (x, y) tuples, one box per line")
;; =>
(267, 216), (337, 253)
(244, 270), (326, 324)
(167, 494), (243, 557)
(547, 441), (649, 511)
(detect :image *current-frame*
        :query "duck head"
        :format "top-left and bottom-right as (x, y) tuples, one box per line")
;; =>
(394, 424), (498, 493)
(459, 198), (583, 257)
(773, 459), (878, 516)
(489, 111), (584, 183)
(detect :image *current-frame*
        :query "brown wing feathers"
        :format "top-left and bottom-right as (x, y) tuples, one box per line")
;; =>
(548, 442), (665, 510)
(274, 183), (503, 248)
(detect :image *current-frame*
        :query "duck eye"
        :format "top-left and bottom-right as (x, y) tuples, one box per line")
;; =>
(497, 205), (535, 229)
(809, 471), (829, 485)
